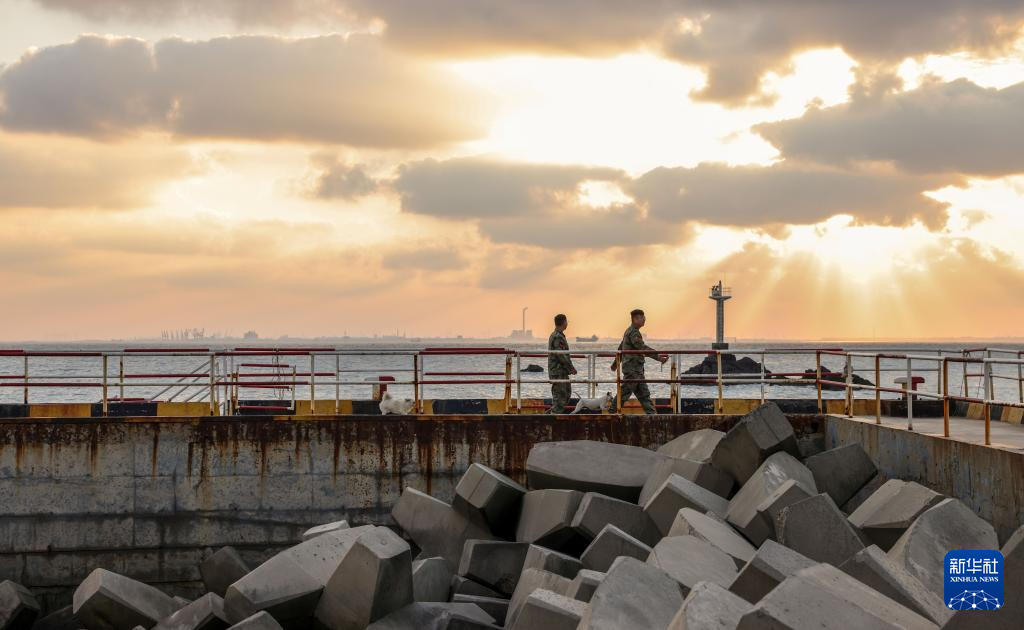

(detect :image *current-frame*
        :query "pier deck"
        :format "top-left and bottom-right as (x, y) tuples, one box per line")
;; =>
(849, 413), (1024, 452)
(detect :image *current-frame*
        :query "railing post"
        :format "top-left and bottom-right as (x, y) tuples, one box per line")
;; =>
(961, 349), (969, 397)
(669, 355), (678, 414)
(209, 355), (216, 416)
(291, 366), (297, 412)
(615, 352), (622, 414)
(119, 355), (125, 401)
(983, 359), (992, 446)
(1018, 351), (1023, 404)
(815, 351), (822, 414)
(759, 351), (766, 405)
(101, 355), (108, 415)
(942, 357), (950, 438)
(515, 353), (522, 413)
(309, 354), (316, 414)
(715, 352), (724, 415)
(874, 355), (881, 424)
(336, 354), (342, 415)
(906, 358), (914, 431)
(22, 355), (28, 405)
(503, 355), (512, 413)
(845, 353), (853, 417)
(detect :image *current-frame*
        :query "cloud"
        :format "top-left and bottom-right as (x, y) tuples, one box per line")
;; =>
(0, 34), (490, 147)
(630, 163), (955, 228)
(756, 79), (1024, 176)
(310, 159), (380, 200)
(34, 0), (351, 26)
(0, 132), (192, 209)
(382, 247), (466, 271)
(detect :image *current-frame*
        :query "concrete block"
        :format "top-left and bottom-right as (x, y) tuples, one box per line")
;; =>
(578, 557), (684, 630)
(667, 581), (753, 630)
(508, 589), (586, 630)
(521, 545), (581, 580)
(657, 429), (724, 463)
(668, 508), (756, 569)
(412, 557), (452, 603)
(749, 478), (813, 544)
(449, 577), (502, 599)
(457, 540), (529, 596)
(515, 490), (586, 553)
(849, 480), (944, 550)
(710, 403), (800, 486)
(449, 596), (508, 626)
(152, 593), (230, 630)
(506, 569), (572, 630)
(0, 580), (39, 630)
(647, 535), (738, 595)
(172, 598), (192, 609)
(580, 525), (652, 572)
(737, 563), (937, 630)
(526, 441), (662, 502)
(776, 493), (865, 566)
(566, 570), (604, 603)
(571, 492), (660, 546)
(453, 464), (526, 540)
(73, 568), (180, 630)
(805, 444), (878, 507)
(944, 523), (1024, 629)
(639, 457), (733, 506)
(393, 488), (497, 571)
(315, 526), (413, 630)
(224, 554), (323, 629)
(840, 546), (951, 626)
(643, 475), (730, 536)
(200, 547), (251, 598)
(300, 521), (349, 541)
(284, 525), (374, 585)
(365, 602), (496, 630)
(728, 540), (816, 604)
(841, 473), (887, 515)
(725, 452), (817, 546)
(888, 498), (998, 598)
(25, 605), (79, 630)
(225, 613), (282, 630)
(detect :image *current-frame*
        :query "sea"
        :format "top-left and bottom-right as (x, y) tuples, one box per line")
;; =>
(1, 340), (1021, 405)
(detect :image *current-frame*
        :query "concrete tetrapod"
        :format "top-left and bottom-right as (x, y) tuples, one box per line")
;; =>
(737, 563), (938, 630)
(749, 478), (813, 544)
(887, 498), (999, 598)
(364, 603), (496, 630)
(284, 525), (375, 585)
(839, 545), (951, 626)
(725, 452), (817, 546)
(73, 569), (180, 630)
(775, 493), (866, 566)
(515, 490), (586, 553)
(804, 443), (878, 507)
(457, 541), (530, 596)
(943, 523), (1024, 630)
(300, 521), (349, 541)
(841, 473), (888, 514)
(225, 613), (282, 630)
(151, 593), (231, 630)
(29, 606), (79, 630)
(453, 464), (526, 540)
(577, 557), (684, 630)
(566, 570), (604, 603)
(448, 596), (508, 626)
(657, 429), (725, 463)
(728, 540), (816, 604)
(580, 525), (652, 572)
(526, 440), (663, 502)
(647, 535), (738, 595)
(667, 581), (753, 630)
(710, 402), (800, 486)
(224, 554), (322, 629)
(393, 488), (497, 571)
(507, 589), (586, 630)
(200, 547), (251, 598)
(314, 526), (414, 630)
(848, 480), (945, 550)
(520, 545), (582, 580)
(449, 577), (502, 599)
(571, 492), (661, 546)
(505, 569), (572, 630)
(668, 508), (756, 569)
(639, 456), (734, 505)
(643, 474), (730, 536)
(412, 557), (452, 603)
(0, 581), (39, 630)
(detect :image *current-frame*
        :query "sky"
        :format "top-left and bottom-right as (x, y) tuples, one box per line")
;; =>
(0, 1), (1023, 341)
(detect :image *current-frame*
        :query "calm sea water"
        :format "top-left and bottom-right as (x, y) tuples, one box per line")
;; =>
(1, 341), (1021, 405)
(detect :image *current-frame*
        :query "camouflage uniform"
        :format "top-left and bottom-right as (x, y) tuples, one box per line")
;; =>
(548, 329), (573, 413)
(615, 325), (659, 414)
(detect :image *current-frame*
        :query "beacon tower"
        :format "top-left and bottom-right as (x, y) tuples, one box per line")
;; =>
(709, 281), (732, 350)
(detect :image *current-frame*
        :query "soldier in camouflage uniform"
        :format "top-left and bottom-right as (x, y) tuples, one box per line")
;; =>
(611, 309), (667, 414)
(548, 313), (577, 413)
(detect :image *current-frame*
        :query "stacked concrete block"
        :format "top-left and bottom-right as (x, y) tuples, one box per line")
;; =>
(74, 569), (180, 630)
(647, 535), (738, 595)
(285, 525), (375, 585)
(520, 545), (582, 579)
(526, 440), (662, 502)
(639, 456), (733, 505)
(365, 603), (496, 630)
(841, 473), (888, 514)
(578, 557), (684, 630)
(804, 444), (878, 506)
(839, 546), (951, 626)
(775, 493), (866, 566)
(200, 547), (251, 598)
(225, 612), (282, 630)
(515, 490), (586, 552)
(505, 569), (572, 629)
(152, 593), (231, 630)
(667, 581), (752, 630)
(887, 498), (999, 597)
(728, 540), (817, 604)
(643, 474), (730, 535)
(300, 520), (349, 541)
(710, 402), (801, 485)
(0, 581), (40, 630)
(580, 525), (652, 572)
(449, 595), (507, 626)
(507, 589), (586, 630)
(657, 429), (725, 462)
(749, 478), (813, 543)
(224, 554), (323, 629)
(26, 605), (79, 630)
(457, 540), (529, 596)
(570, 492), (661, 545)
(449, 577), (502, 599)
(393, 488), (497, 570)
(314, 526), (414, 630)
(668, 508), (756, 569)
(943, 523), (1024, 630)
(738, 564), (938, 629)
(453, 463), (527, 539)
(724, 451), (817, 545)
(412, 557), (452, 603)
(565, 570), (604, 603)
(848, 480), (945, 550)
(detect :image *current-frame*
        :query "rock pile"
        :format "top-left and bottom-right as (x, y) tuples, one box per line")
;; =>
(4, 403), (1020, 630)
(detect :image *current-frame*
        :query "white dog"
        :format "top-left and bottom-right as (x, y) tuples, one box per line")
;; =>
(570, 392), (614, 414)
(379, 391), (416, 415)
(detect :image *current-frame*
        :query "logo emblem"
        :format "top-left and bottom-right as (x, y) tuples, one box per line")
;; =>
(944, 550), (1004, 610)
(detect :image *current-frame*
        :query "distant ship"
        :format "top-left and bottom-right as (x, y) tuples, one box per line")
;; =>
(576, 335), (599, 342)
